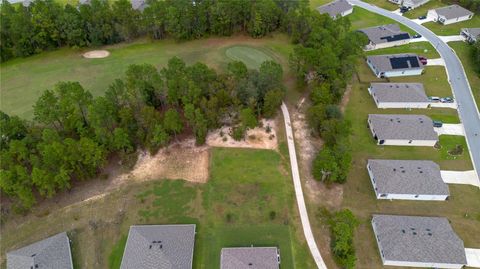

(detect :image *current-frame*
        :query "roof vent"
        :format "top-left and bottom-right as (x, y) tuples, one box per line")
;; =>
(428, 232), (433, 236)
(419, 171), (423, 173)
(248, 263), (253, 266)
(426, 228), (431, 231)
(402, 229), (405, 233)
(149, 245), (152, 249)
(159, 244), (163, 249)
(35, 265), (39, 269)
(401, 170), (406, 173)
(393, 168), (396, 172)
(31, 254), (36, 257)
(413, 232), (417, 235)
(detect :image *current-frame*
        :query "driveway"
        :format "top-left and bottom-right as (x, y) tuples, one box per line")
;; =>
(349, 0), (480, 186)
(426, 58), (445, 66)
(441, 170), (480, 187)
(281, 103), (327, 269)
(466, 248), (480, 267)
(434, 123), (465, 136)
(439, 35), (466, 42)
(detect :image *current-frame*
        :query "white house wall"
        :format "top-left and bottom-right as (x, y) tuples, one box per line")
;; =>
(442, 14), (473, 25)
(379, 139), (437, 146)
(384, 68), (423, 77)
(383, 259), (464, 269)
(403, 0), (429, 9)
(365, 39), (411, 51)
(376, 102), (430, 109)
(341, 8), (353, 17)
(377, 193), (448, 200)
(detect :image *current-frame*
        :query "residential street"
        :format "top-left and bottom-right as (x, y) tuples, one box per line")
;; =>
(281, 103), (328, 269)
(349, 0), (480, 186)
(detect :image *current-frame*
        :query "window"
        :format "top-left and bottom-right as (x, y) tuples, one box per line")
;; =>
(408, 140), (412, 144)
(414, 195), (419, 198)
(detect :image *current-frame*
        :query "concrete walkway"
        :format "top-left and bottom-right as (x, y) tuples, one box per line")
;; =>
(441, 170), (480, 187)
(430, 101), (457, 109)
(434, 123), (465, 136)
(281, 103), (327, 269)
(466, 248), (480, 268)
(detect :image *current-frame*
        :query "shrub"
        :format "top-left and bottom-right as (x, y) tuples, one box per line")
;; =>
(232, 126), (246, 141)
(329, 209), (358, 269)
(269, 210), (276, 220)
(448, 144), (463, 155)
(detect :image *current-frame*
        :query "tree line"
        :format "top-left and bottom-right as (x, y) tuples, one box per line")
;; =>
(287, 5), (368, 184)
(0, 58), (286, 210)
(0, 0), (299, 62)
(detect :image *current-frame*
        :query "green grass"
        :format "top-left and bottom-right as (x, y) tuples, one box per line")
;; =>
(1, 147), (315, 269)
(423, 16), (480, 36)
(225, 45), (274, 69)
(362, 0), (399, 11)
(449, 41), (480, 107)
(403, 0), (445, 19)
(0, 34), (293, 119)
(366, 41), (440, 59)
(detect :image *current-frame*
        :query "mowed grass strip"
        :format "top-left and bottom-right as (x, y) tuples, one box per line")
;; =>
(0, 34), (292, 119)
(449, 41), (480, 108)
(423, 15), (480, 36)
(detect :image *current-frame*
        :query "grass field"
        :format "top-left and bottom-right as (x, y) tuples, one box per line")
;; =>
(423, 16), (480, 36)
(403, 0), (444, 19)
(449, 41), (480, 107)
(363, 0), (399, 11)
(365, 41), (440, 58)
(0, 34), (293, 119)
(348, 6), (416, 34)
(1, 147), (315, 269)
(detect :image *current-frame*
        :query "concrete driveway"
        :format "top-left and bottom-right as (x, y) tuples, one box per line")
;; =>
(439, 35), (466, 42)
(349, 0), (480, 188)
(441, 170), (480, 187)
(426, 58), (445, 66)
(466, 248), (480, 268)
(434, 123), (465, 136)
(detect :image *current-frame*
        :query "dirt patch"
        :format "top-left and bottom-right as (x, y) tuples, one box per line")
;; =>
(207, 119), (278, 150)
(340, 84), (352, 113)
(82, 50), (110, 59)
(290, 98), (343, 208)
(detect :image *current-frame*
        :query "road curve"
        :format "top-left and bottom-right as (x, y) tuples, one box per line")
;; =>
(350, 0), (480, 184)
(281, 103), (328, 269)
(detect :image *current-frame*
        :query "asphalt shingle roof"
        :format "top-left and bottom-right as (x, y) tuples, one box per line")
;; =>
(359, 24), (411, 45)
(131, 0), (147, 11)
(368, 114), (438, 141)
(434, 4), (474, 20)
(367, 53), (423, 73)
(317, 0), (352, 18)
(368, 159), (449, 195)
(6, 232), (73, 269)
(372, 215), (467, 265)
(220, 247), (280, 269)
(369, 83), (429, 103)
(120, 224), (196, 269)
(462, 28), (480, 39)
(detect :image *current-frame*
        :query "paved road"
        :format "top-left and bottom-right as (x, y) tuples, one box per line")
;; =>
(281, 103), (328, 269)
(350, 0), (480, 185)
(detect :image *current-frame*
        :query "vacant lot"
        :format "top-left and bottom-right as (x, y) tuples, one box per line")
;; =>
(0, 34), (293, 119)
(1, 147), (315, 268)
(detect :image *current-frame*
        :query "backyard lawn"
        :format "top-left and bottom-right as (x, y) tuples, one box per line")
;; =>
(423, 16), (480, 36)
(0, 34), (293, 119)
(403, 0), (445, 19)
(1, 147), (314, 269)
(363, 0), (399, 11)
(365, 41), (440, 58)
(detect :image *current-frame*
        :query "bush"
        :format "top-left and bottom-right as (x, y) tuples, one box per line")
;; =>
(448, 144), (463, 155)
(232, 126), (246, 141)
(269, 210), (276, 220)
(328, 209), (358, 269)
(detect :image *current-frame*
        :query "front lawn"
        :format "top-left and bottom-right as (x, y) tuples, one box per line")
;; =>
(449, 41), (480, 107)
(349, 6), (416, 34)
(423, 16), (480, 36)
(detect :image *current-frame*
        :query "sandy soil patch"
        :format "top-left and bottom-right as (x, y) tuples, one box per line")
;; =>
(82, 50), (110, 59)
(207, 119), (278, 150)
(290, 98), (343, 208)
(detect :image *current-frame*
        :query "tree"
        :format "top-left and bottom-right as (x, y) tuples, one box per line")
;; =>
(193, 109), (208, 145)
(262, 89), (284, 118)
(152, 124), (169, 147)
(0, 111), (28, 149)
(58, 4), (87, 47)
(330, 209), (358, 269)
(312, 147), (340, 182)
(227, 60), (248, 80)
(163, 108), (183, 137)
(112, 0), (139, 41)
(112, 127), (133, 153)
(239, 108), (257, 129)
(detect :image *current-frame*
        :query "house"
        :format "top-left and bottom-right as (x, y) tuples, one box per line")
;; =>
(366, 54), (424, 78)
(367, 114), (438, 146)
(461, 28), (480, 43)
(427, 5), (474, 25)
(78, 0), (91, 5)
(359, 24), (411, 50)
(317, 0), (353, 19)
(367, 159), (449, 200)
(402, 0), (430, 9)
(368, 83), (430, 109)
(220, 247), (280, 269)
(120, 224), (196, 269)
(131, 0), (147, 11)
(372, 215), (467, 268)
(7, 232), (74, 269)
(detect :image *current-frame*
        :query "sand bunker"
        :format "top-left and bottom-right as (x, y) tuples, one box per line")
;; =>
(82, 50), (110, 59)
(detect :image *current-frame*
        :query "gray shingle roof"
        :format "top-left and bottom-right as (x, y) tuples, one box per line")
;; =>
(369, 83), (429, 103)
(367, 53), (423, 73)
(368, 159), (449, 195)
(131, 0), (147, 11)
(7, 232), (73, 269)
(359, 24), (411, 45)
(434, 5), (474, 20)
(220, 247), (280, 269)
(120, 224), (196, 269)
(368, 114), (438, 141)
(462, 28), (480, 39)
(372, 215), (467, 265)
(317, 0), (353, 18)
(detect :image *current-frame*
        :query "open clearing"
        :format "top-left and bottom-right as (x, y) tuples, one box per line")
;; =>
(0, 34), (292, 119)
(1, 147), (316, 269)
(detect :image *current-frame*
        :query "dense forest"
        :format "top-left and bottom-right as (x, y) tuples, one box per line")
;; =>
(0, 0), (300, 62)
